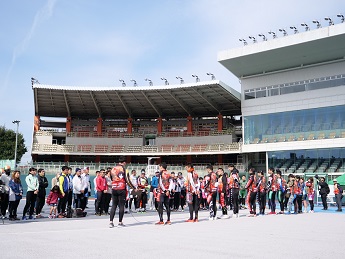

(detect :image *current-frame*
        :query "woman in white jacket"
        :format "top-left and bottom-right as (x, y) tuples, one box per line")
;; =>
(73, 168), (85, 209)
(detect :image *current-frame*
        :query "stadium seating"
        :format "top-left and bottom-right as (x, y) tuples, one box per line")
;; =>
(175, 144), (191, 152)
(42, 144), (58, 152)
(77, 145), (92, 152)
(110, 145), (125, 152)
(160, 145), (174, 152)
(126, 145), (142, 152)
(191, 144), (207, 152)
(59, 144), (75, 152)
(94, 145), (109, 153)
(208, 143), (224, 151)
(142, 146), (158, 152)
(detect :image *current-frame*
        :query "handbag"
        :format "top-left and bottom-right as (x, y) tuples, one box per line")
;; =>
(9, 187), (16, 201)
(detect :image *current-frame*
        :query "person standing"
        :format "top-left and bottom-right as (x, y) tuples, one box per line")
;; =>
(36, 168), (48, 218)
(239, 175), (247, 209)
(22, 167), (38, 220)
(257, 170), (267, 215)
(245, 168), (257, 217)
(8, 170), (23, 221)
(137, 170), (148, 212)
(57, 166), (69, 218)
(51, 172), (60, 187)
(95, 169), (107, 216)
(204, 165), (218, 221)
(317, 176), (329, 210)
(109, 156), (129, 228)
(155, 162), (173, 225)
(267, 167), (278, 215)
(72, 168), (85, 210)
(276, 170), (286, 214)
(104, 168), (112, 215)
(333, 179), (343, 212)
(217, 168), (229, 219)
(185, 163), (200, 222)
(228, 166), (240, 218)
(127, 169), (138, 212)
(305, 177), (315, 213)
(177, 172), (186, 211)
(149, 171), (159, 211)
(0, 166), (11, 218)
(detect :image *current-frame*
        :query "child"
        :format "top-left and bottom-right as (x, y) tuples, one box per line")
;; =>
(305, 177), (315, 213)
(46, 185), (62, 218)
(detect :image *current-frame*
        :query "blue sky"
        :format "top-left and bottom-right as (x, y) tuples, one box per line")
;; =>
(0, 0), (344, 164)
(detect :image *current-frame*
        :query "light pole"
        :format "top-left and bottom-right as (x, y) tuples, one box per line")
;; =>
(12, 120), (20, 168)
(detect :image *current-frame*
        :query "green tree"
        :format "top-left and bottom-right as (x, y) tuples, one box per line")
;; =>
(0, 126), (27, 163)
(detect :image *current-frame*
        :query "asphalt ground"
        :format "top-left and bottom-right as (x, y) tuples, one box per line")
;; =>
(1, 201), (344, 259)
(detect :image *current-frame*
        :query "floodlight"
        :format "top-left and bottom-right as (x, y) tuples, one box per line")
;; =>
(278, 28), (287, 36)
(176, 76), (184, 84)
(313, 20), (322, 28)
(119, 79), (126, 87)
(301, 23), (310, 31)
(192, 74), (200, 82)
(206, 73), (215, 80)
(337, 14), (344, 23)
(258, 34), (267, 41)
(239, 39), (247, 45)
(324, 17), (334, 26)
(290, 26), (298, 34)
(268, 31), (277, 39)
(161, 78), (169, 85)
(145, 78), (153, 86)
(248, 36), (257, 43)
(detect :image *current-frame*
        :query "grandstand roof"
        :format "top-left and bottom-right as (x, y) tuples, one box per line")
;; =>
(32, 81), (241, 119)
(218, 22), (345, 78)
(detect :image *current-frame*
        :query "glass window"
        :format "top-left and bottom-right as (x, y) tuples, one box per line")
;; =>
(244, 105), (345, 144)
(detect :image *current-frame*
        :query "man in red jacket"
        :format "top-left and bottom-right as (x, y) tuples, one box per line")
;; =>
(96, 169), (107, 216)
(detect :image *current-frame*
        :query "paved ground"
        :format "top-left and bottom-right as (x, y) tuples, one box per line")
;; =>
(1, 201), (344, 259)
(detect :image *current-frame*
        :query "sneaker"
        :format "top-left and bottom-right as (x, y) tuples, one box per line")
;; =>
(14, 217), (20, 220)
(220, 215), (230, 219)
(277, 211), (284, 215)
(213, 217), (217, 220)
(22, 216), (28, 220)
(117, 222), (125, 227)
(285, 211), (291, 215)
(209, 217), (214, 221)
(336, 209), (343, 212)
(58, 214), (65, 218)
(28, 215), (34, 220)
(165, 221), (172, 225)
(309, 210), (314, 213)
(109, 222), (114, 228)
(303, 210), (307, 213)
(232, 214), (237, 219)
(268, 211), (276, 215)
(48, 215), (53, 219)
(194, 219), (199, 222)
(185, 219), (194, 222)
(155, 221), (165, 225)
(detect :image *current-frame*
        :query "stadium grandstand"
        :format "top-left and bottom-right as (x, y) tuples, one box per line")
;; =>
(31, 18), (345, 180)
(31, 81), (243, 175)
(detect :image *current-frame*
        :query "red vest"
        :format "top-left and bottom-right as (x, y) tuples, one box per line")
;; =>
(111, 165), (126, 190)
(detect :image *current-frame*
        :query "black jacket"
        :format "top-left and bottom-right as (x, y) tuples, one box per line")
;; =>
(319, 181), (329, 195)
(37, 175), (49, 197)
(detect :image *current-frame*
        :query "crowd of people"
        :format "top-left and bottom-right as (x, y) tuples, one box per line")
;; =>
(0, 158), (343, 227)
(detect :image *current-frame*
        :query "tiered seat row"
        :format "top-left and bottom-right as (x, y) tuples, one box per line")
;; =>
(276, 157), (343, 174)
(32, 142), (241, 154)
(250, 130), (345, 144)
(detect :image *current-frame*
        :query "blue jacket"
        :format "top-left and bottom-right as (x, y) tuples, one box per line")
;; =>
(151, 176), (159, 188)
(9, 180), (23, 201)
